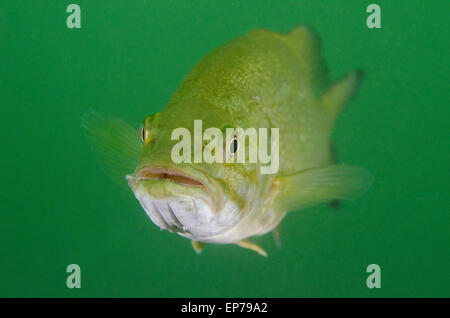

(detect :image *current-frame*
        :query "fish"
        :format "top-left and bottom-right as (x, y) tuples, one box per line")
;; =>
(83, 26), (372, 257)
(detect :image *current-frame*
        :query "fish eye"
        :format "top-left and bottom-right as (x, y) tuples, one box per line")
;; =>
(139, 127), (146, 143)
(229, 136), (239, 156)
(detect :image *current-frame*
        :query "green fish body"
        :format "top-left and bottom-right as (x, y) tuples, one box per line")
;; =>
(84, 26), (371, 256)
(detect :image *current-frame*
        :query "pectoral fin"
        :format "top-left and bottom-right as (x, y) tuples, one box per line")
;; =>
(274, 164), (372, 213)
(82, 111), (142, 188)
(236, 240), (267, 257)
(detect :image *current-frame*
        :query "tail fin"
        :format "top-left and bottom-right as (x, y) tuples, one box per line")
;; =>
(320, 71), (364, 121)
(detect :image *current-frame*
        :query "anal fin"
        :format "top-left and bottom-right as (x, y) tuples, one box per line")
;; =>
(273, 226), (282, 248)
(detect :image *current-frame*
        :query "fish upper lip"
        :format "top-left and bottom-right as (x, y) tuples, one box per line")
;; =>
(135, 166), (204, 186)
(132, 165), (220, 214)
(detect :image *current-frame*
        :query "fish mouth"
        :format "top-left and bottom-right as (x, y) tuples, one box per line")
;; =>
(130, 166), (225, 237)
(135, 166), (204, 187)
(128, 165), (239, 240)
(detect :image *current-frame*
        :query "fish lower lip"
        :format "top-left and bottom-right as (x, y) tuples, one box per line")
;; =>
(135, 166), (203, 186)
(132, 166), (218, 215)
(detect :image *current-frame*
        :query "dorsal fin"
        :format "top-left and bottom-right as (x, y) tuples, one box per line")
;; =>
(321, 71), (364, 121)
(283, 26), (330, 95)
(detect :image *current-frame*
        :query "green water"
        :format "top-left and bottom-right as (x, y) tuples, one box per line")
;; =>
(1, 1), (449, 297)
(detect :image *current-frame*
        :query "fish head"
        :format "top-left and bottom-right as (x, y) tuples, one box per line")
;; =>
(127, 99), (267, 242)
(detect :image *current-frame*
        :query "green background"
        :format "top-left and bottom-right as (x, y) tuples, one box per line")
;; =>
(0, 0), (449, 297)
